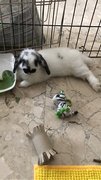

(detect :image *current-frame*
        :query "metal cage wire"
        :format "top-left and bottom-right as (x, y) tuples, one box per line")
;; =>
(0, 0), (100, 58)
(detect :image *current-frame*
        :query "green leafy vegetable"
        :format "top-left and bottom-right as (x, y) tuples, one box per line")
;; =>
(0, 70), (15, 90)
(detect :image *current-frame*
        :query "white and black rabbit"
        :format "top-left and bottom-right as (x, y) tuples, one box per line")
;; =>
(13, 47), (101, 92)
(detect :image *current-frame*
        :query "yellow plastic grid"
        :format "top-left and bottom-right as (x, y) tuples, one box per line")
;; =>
(34, 165), (101, 180)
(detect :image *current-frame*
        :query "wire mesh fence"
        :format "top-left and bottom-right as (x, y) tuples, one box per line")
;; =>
(0, 0), (100, 58)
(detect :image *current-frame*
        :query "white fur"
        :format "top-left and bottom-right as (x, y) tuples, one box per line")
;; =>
(17, 47), (101, 92)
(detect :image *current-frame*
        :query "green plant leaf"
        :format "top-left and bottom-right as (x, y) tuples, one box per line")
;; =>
(0, 70), (15, 90)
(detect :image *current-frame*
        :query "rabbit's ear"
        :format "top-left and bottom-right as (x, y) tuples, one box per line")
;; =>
(38, 53), (51, 75)
(13, 58), (23, 73)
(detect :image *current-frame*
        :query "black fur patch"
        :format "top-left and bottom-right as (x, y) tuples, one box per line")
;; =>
(38, 53), (51, 75)
(57, 53), (63, 59)
(34, 59), (39, 67)
(13, 58), (23, 73)
(31, 52), (41, 67)
(23, 68), (36, 74)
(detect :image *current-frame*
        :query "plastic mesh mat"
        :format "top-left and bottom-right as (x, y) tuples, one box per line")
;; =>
(34, 165), (101, 180)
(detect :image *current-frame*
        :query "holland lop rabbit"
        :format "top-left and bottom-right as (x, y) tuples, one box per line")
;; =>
(13, 47), (101, 92)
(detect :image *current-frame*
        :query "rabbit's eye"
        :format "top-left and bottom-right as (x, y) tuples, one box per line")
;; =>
(23, 68), (29, 73)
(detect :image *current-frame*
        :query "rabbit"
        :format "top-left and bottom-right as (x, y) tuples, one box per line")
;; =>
(13, 47), (101, 92)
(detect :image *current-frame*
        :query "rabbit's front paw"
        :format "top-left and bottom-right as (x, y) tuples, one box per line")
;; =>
(19, 80), (31, 87)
